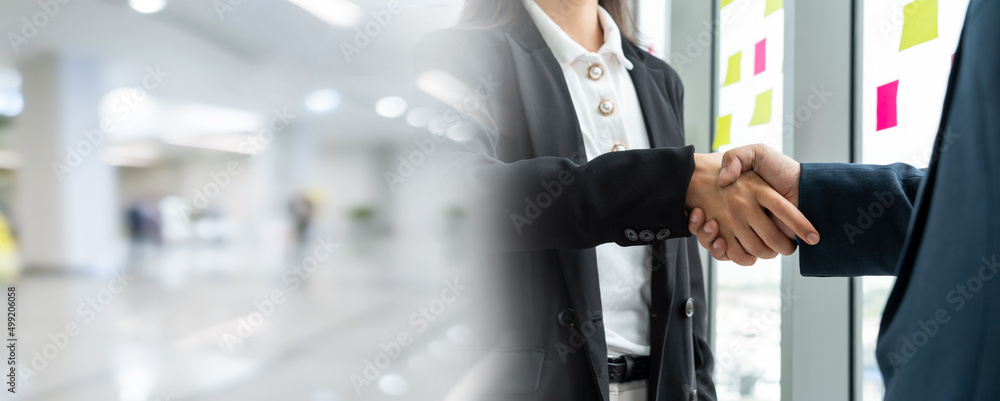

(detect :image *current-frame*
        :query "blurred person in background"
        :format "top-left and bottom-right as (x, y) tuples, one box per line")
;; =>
(288, 191), (315, 247)
(125, 197), (162, 272)
(415, 0), (819, 400)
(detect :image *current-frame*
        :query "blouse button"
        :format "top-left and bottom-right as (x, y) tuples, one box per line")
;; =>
(587, 63), (604, 80)
(611, 144), (627, 152)
(598, 99), (615, 116)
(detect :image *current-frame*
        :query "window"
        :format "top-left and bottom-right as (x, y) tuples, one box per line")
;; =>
(713, 0), (785, 399)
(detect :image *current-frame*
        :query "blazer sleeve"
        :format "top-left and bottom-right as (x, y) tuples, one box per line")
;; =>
(795, 163), (926, 276)
(414, 31), (696, 252)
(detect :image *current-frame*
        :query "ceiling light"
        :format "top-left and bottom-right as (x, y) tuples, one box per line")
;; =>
(129, 0), (168, 14)
(305, 89), (341, 113)
(378, 374), (409, 396)
(0, 68), (21, 89)
(375, 96), (407, 118)
(405, 107), (435, 127)
(0, 150), (21, 170)
(288, 0), (364, 27)
(0, 88), (23, 117)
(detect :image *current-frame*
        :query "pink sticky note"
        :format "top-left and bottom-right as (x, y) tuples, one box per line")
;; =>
(876, 80), (899, 131)
(754, 38), (767, 75)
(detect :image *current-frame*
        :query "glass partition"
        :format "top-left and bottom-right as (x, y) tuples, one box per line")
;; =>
(714, 0), (785, 399)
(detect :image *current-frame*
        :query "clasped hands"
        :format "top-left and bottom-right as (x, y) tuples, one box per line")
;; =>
(684, 144), (819, 265)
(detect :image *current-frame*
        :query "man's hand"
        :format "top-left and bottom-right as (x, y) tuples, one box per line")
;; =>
(689, 144), (820, 262)
(686, 152), (818, 266)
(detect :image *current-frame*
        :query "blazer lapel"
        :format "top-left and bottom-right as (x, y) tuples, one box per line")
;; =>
(507, 9), (587, 163)
(624, 42), (684, 149)
(507, 8), (609, 401)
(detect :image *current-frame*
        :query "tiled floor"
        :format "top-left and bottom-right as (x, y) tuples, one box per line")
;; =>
(10, 243), (475, 401)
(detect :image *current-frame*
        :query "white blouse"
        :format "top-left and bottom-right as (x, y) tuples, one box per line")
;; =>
(523, 0), (653, 357)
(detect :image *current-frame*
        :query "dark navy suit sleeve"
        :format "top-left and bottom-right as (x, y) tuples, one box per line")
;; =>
(795, 163), (926, 277)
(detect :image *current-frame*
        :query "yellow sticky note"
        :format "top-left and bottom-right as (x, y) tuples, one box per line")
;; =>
(899, 0), (938, 50)
(749, 90), (773, 126)
(721, 0), (735, 9)
(765, 0), (783, 16)
(713, 114), (732, 151)
(723, 52), (741, 86)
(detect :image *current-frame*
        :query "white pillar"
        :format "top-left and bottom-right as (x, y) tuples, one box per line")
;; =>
(14, 53), (121, 272)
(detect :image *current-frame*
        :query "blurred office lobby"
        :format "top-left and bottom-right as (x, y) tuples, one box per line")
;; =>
(0, 0), (473, 400)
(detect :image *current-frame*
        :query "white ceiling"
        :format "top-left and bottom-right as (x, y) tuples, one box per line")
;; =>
(0, 0), (463, 148)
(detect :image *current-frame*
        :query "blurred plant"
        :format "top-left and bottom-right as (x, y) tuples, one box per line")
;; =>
(348, 206), (375, 222)
(446, 205), (465, 221)
(0, 116), (11, 129)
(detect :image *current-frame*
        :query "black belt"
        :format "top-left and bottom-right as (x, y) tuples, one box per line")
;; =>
(608, 355), (649, 383)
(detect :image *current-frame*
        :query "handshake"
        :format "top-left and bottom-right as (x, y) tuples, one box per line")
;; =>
(684, 144), (820, 265)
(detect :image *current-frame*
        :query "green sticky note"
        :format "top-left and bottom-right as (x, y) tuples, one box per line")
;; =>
(721, 0), (735, 9)
(723, 52), (741, 86)
(764, 0), (783, 16)
(713, 114), (732, 151)
(899, 0), (938, 50)
(749, 90), (773, 126)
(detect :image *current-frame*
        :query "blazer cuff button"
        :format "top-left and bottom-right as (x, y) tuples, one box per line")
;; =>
(625, 229), (639, 241)
(639, 230), (655, 241)
(656, 229), (670, 241)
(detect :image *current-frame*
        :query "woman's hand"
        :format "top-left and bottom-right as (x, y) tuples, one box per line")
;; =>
(686, 153), (818, 266)
(688, 145), (820, 262)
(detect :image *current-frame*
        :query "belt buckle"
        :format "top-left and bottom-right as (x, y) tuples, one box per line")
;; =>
(608, 354), (638, 383)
